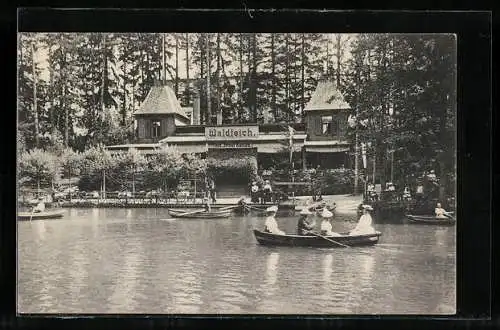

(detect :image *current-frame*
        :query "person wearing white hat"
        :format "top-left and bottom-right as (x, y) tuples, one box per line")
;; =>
(297, 208), (316, 236)
(320, 208), (342, 237)
(264, 206), (284, 235)
(350, 204), (376, 236)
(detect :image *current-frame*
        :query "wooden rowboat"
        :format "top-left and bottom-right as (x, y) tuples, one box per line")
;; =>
(253, 229), (382, 248)
(406, 214), (456, 226)
(168, 208), (233, 219)
(17, 209), (65, 221)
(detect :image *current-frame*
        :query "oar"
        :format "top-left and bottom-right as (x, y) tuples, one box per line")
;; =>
(443, 211), (455, 219)
(304, 230), (351, 248)
(29, 207), (35, 222)
(218, 205), (239, 211)
(173, 209), (206, 217)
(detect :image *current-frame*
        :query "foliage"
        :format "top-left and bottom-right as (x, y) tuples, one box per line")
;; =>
(313, 169), (366, 195)
(59, 147), (83, 178)
(19, 148), (59, 188)
(342, 34), (455, 198)
(206, 156), (258, 184)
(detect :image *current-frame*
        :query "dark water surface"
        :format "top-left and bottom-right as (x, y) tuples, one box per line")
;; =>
(18, 208), (455, 314)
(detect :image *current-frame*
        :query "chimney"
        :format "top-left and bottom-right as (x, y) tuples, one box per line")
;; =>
(193, 90), (200, 125)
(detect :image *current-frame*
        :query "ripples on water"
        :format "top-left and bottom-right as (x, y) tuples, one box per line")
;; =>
(17, 208), (455, 314)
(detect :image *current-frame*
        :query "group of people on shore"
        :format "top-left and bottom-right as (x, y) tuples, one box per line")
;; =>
(250, 180), (274, 204)
(263, 202), (377, 237)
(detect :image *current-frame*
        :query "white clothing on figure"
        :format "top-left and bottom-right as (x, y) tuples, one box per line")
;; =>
(350, 213), (376, 235)
(264, 216), (284, 235)
(33, 201), (45, 213)
(263, 183), (272, 192)
(320, 220), (342, 237)
(435, 207), (447, 218)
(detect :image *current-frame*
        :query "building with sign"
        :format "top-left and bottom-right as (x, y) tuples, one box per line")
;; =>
(106, 79), (353, 193)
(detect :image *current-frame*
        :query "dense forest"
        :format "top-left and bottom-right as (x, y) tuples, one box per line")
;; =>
(18, 33), (456, 198)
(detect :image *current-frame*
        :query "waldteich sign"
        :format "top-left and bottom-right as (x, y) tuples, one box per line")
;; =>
(205, 126), (259, 140)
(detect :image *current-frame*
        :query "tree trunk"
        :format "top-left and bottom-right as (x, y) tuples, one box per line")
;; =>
(31, 42), (39, 148)
(301, 34), (305, 118)
(239, 33), (244, 122)
(122, 60), (127, 126)
(162, 33), (166, 82)
(205, 33), (212, 124)
(101, 35), (107, 139)
(336, 35), (342, 87)
(216, 33), (221, 125)
(251, 34), (257, 123)
(185, 33), (190, 104)
(175, 34), (179, 95)
(285, 35), (290, 122)
(271, 34), (277, 121)
(61, 37), (68, 148)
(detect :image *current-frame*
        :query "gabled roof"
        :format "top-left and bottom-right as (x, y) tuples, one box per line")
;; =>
(304, 80), (351, 111)
(134, 83), (189, 119)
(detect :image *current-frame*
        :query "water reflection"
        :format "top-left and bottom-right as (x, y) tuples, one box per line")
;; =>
(322, 254), (333, 282)
(18, 210), (455, 314)
(32, 220), (46, 241)
(107, 238), (143, 312)
(265, 252), (280, 287)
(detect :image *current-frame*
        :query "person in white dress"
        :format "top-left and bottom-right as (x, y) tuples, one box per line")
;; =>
(33, 197), (46, 213)
(435, 203), (447, 218)
(320, 208), (342, 237)
(264, 206), (284, 235)
(350, 205), (376, 236)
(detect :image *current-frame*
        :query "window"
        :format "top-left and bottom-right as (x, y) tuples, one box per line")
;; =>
(152, 120), (161, 138)
(321, 116), (339, 136)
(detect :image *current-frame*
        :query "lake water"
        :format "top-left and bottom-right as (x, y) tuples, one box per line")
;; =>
(17, 208), (455, 314)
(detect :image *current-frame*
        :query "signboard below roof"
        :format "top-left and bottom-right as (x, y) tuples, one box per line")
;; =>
(205, 126), (259, 140)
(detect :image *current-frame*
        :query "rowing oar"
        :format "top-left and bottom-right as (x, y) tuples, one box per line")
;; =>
(29, 207), (35, 222)
(218, 205), (239, 211)
(443, 211), (455, 218)
(304, 230), (351, 248)
(174, 209), (206, 217)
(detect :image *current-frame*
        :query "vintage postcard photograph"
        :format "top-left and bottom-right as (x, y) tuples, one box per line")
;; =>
(17, 32), (456, 315)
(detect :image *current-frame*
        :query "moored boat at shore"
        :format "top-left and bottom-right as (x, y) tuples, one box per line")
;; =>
(406, 214), (456, 226)
(17, 209), (65, 221)
(168, 208), (233, 219)
(253, 229), (382, 248)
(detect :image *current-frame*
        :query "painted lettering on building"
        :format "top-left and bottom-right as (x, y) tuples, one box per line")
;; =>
(205, 126), (259, 140)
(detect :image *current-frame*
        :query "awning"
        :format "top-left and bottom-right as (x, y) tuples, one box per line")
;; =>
(166, 144), (208, 154)
(305, 146), (350, 153)
(257, 144), (303, 153)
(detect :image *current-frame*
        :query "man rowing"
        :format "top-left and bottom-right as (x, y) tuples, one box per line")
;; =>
(320, 208), (342, 237)
(264, 206), (284, 235)
(350, 204), (376, 236)
(297, 208), (316, 236)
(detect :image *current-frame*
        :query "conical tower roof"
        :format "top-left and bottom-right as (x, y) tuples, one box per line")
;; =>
(135, 83), (188, 119)
(304, 79), (350, 112)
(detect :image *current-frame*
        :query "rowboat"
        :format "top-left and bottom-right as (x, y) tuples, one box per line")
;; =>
(168, 208), (233, 219)
(406, 214), (456, 226)
(17, 209), (65, 221)
(253, 229), (382, 248)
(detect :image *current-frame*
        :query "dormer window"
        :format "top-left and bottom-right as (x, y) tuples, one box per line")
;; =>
(152, 120), (161, 138)
(321, 115), (339, 137)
